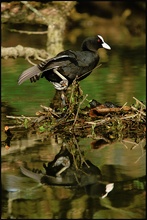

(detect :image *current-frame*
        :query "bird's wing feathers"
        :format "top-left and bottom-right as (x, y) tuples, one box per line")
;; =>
(38, 51), (78, 70)
(18, 50), (78, 85)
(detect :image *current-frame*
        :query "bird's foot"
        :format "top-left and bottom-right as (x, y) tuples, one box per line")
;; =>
(52, 68), (69, 90)
(60, 79), (68, 89)
(52, 79), (68, 90)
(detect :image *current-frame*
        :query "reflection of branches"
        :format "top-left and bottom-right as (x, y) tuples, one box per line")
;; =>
(73, 135), (90, 168)
(134, 151), (146, 164)
(2, 126), (14, 149)
(121, 138), (146, 150)
(121, 138), (146, 163)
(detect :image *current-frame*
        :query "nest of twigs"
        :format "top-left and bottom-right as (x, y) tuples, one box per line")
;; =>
(4, 82), (146, 147)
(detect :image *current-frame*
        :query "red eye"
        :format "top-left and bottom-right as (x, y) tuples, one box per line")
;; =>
(98, 39), (101, 42)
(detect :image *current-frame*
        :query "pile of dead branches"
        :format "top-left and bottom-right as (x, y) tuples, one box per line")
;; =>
(5, 81), (146, 144)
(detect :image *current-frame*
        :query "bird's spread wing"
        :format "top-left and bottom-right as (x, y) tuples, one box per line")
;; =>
(18, 50), (78, 85)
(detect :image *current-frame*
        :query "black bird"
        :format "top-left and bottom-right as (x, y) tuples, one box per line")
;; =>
(18, 35), (111, 90)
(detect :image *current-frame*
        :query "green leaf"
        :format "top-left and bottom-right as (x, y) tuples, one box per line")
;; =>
(39, 126), (46, 132)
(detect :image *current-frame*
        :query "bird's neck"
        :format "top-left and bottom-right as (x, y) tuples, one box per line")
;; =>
(81, 42), (98, 53)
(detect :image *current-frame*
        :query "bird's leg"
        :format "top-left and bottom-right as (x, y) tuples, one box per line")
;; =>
(53, 69), (68, 90)
(56, 166), (68, 176)
(51, 69), (68, 106)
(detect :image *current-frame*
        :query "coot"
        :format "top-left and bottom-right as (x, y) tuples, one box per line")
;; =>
(18, 35), (111, 90)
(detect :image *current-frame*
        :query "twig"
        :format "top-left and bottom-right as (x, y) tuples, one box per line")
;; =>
(40, 105), (59, 118)
(6, 115), (37, 121)
(3, 125), (25, 129)
(133, 97), (146, 108)
(9, 29), (48, 35)
(131, 106), (146, 116)
(85, 117), (111, 126)
(120, 114), (138, 120)
(69, 77), (80, 104)
(26, 56), (37, 65)
(73, 94), (88, 127)
(120, 102), (127, 110)
(35, 54), (46, 61)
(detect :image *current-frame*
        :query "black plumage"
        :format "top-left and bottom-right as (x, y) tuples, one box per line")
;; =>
(18, 35), (111, 90)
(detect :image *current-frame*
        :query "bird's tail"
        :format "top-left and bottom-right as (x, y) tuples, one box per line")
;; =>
(18, 65), (41, 85)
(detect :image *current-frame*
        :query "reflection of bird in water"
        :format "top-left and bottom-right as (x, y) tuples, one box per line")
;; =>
(43, 147), (73, 177)
(52, 156), (71, 176)
(20, 152), (146, 199)
(20, 147), (114, 198)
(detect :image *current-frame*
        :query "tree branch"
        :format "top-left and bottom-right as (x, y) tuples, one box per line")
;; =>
(21, 1), (48, 24)
(1, 45), (50, 60)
